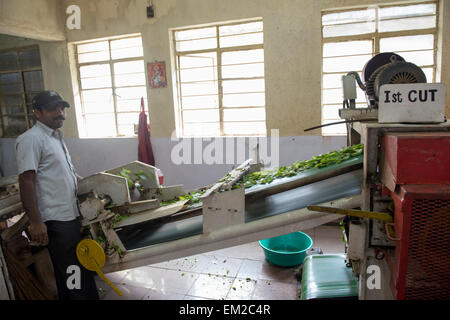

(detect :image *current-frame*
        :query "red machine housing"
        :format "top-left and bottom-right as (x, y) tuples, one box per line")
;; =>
(381, 132), (450, 299)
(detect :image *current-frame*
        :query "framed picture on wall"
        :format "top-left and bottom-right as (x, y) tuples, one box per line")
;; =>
(148, 61), (167, 88)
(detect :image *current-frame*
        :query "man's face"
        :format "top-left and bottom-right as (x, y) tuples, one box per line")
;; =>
(34, 104), (66, 129)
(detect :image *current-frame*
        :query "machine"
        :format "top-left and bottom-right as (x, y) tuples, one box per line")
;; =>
(0, 52), (448, 300)
(334, 52), (449, 299)
(0, 148), (364, 299)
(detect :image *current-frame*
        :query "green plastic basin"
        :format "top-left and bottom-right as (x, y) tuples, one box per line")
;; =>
(259, 231), (313, 267)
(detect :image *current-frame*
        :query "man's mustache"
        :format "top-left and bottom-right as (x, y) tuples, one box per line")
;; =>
(53, 116), (65, 121)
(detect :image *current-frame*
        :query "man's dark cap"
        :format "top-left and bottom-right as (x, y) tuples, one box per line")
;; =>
(32, 91), (70, 110)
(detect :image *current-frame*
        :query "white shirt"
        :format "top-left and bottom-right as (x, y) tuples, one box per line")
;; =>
(15, 121), (80, 222)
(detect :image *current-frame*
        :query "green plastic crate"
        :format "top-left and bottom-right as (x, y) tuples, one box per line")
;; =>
(300, 254), (358, 300)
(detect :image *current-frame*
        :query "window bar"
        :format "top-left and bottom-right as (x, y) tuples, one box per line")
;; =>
(75, 44), (89, 137)
(174, 44), (263, 56)
(322, 28), (436, 43)
(0, 67), (42, 74)
(77, 56), (143, 67)
(172, 30), (182, 136)
(373, 7), (380, 55)
(175, 30), (263, 44)
(176, 53), (185, 137)
(216, 25), (224, 136)
(108, 40), (119, 136)
(432, 2), (439, 83)
(16, 55), (30, 130)
(378, 1), (437, 10)
(377, 13), (437, 22)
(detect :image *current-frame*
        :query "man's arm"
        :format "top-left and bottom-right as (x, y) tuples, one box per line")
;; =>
(19, 170), (48, 245)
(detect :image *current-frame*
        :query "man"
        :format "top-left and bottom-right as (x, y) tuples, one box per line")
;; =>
(15, 90), (99, 300)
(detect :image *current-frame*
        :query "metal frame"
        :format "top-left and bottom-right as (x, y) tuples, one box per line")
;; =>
(320, 0), (439, 136)
(74, 34), (147, 138)
(75, 156), (363, 275)
(0, 45), (43, 137)
(171, 19), (266, 137)
(350, 120), (449, 300)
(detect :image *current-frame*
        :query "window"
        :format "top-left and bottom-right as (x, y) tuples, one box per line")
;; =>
(321, 1), (438, 135)
(172, 19), (266, 137)
(75, 35), (148, 137)
(0, 46), (44, 137)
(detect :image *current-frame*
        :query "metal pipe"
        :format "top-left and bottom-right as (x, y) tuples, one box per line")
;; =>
(304, 119), (376, 132)
(307, 205), (393, 222)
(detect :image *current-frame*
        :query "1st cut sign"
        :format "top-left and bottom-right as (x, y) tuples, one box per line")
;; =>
(379, 83), (446, 123)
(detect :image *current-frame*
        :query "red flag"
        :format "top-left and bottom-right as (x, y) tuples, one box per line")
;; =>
(138, 97), (155, 166)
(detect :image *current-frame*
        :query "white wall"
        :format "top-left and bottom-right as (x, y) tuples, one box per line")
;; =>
(1, 0), (449, 189)
(0, 135), (346, 190)
(61, 0), (450, 138)
(0, 0), (65, 41)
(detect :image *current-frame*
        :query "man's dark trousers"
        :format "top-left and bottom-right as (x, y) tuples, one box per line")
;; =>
(45, 219), (99, 300)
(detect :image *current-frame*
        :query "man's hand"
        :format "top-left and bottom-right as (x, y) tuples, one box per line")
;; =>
(19, 170), (49, 246)
(28, 221), (48, 246)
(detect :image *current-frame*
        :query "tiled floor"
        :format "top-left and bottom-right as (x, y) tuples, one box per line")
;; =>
(96, 224), (345, 300)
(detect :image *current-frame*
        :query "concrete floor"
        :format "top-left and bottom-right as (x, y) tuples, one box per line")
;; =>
(95, 224), (345, 300)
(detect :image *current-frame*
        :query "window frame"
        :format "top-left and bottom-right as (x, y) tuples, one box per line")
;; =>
(0, 45), (43, 137)
(171, 18), (266, 137)
(74, 34), (147, 138)
(321, 1), (439, 136)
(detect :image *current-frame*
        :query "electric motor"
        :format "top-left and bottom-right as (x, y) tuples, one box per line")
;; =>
(362, 53), (427, 108)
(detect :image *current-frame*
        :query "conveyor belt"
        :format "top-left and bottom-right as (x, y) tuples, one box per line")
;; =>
(117, 169), (362, 250)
